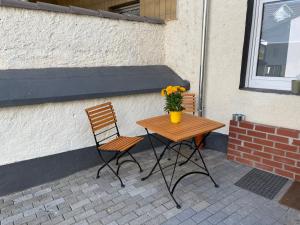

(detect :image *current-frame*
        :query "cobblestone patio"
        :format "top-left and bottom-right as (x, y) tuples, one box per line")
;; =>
(1, 148), (299, 225)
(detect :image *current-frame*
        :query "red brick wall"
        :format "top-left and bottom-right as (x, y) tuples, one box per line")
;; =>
(227, 120), (300, 181)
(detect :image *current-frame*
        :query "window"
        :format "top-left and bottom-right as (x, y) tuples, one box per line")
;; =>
(245, 0), (300, 91)
(111, 2), (140, 16)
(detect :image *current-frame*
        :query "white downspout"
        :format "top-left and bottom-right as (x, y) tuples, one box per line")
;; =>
(198, 0), (209, 116)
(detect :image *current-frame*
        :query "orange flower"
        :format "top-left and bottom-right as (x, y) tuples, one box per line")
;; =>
(161, 89), (166, 96)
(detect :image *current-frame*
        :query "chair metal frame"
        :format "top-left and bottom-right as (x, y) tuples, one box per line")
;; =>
(167, 93), (202, 163)
(86, 102), (143, 188)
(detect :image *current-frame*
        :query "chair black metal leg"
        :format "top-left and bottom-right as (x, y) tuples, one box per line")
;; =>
(97, 151), (125, 188)
(167, 148), (171, 160)
(116, 151), (127, 165)
(96, 152), (118, 178)
(127, 151), (143, 172)
(116, 159), (134, 175)
(141, 141), (171, 181)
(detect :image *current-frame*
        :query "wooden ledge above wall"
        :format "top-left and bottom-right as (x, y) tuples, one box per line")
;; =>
(140, 0), (177, 21)
(29, 0), (177, 21)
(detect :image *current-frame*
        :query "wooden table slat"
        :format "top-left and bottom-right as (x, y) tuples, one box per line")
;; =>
(137, 113), (225, 142)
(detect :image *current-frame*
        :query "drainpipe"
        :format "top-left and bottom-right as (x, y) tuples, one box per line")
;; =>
(198, 0), (209, 116)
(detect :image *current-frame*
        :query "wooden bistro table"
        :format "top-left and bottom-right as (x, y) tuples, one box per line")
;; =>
(137, 113), (225, 209)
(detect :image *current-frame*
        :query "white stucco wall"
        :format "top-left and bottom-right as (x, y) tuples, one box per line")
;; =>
(165, 0), (203, 96)
(205, 0), (300, 133)
(2, 0), (299, 166)
(0, 7), (165, 166)
(165, 0), (300, 134)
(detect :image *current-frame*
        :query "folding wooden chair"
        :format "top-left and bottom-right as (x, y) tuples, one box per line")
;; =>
(182, 93), (196, 115)
(85, 102), (143, 187)
(168, 93), (204, 163)
(182, 93), (205, 147)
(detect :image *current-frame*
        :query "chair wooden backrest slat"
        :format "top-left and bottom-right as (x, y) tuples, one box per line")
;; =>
(182, 93), (196, 114)
(86, 102), (112, 111)
(92, 120), (116, 133)
(88, 106), (112, 117)
(90, 112), (116, 124)
(89, 108), (114, 120)
(86, 102), (117, 133)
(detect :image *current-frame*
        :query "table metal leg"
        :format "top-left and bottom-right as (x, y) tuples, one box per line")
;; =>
(144, 129), (181, 209)
(141, 141), (171, 181)
(179, 148), (197, 166)
(141, 131), (219, 208)
(170, 143), (181, 187)
(194, 138), (219, 188)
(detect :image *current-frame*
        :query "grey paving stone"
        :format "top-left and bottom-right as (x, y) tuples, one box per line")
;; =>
(117, 212), (138, 224)
(86, 210), (108, 223)
(0, 150), (298, 225)
(180, 218), (197, 225)
(197, 221), (212, 225)
(129, 213), (152, 225)
(144, 214), (167, 225)
(74, 209), (96, 222)
(206, 202), (225, 214)
(40, 215), (64, 225)
(135, 204), (155, 216)
(163, 207), (182, 219)
(45, 198), (65, 209)
(30, 215), (50, 225)
(101, 211), (122, 224)
(176, 208), (197, 222)
(106, 201), (126, 214)
(192, 201), (210, 212)
(207, 211), (228, 224)
(70, 199), (91, 210)
(34, 188), (52, 197)
(57, 217), (76, 225)
(62, 207), (85, 220)
(222, 203), (241, 215)
(106, 222), (118, 225)
(73, 220), (89, 225)
(162, 216), (181, 225)
(223, 213), (244, 225)
(23, 205), (45, 217)
(191, 210), (212, 223)
(238, 214), (260, 225)
(14, 214), (37, 225)
(14, 194), (33, 204)
(0, 213), (24, 225)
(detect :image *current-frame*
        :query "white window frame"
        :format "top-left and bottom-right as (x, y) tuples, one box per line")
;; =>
(246, 0), (297, 90)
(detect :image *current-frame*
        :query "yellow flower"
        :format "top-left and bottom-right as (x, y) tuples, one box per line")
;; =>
(166, 86), (173, 95)
(172, 87), (178, 92)
(180, 87), (186, 92)
(161, 89), (166, 96)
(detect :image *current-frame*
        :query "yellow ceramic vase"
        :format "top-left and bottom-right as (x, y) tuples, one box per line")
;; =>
(170, 111), (182, 124)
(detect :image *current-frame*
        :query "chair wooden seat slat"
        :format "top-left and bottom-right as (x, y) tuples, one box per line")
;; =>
(99, 136), (144, 152)
(85, 102), (143, 187)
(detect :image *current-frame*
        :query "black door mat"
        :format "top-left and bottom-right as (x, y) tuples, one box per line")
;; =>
(235, 168), (288, 200)
(280, 182), (300, 211)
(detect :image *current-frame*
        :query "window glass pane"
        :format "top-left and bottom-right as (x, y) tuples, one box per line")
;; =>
(256, 0), (300, 78)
